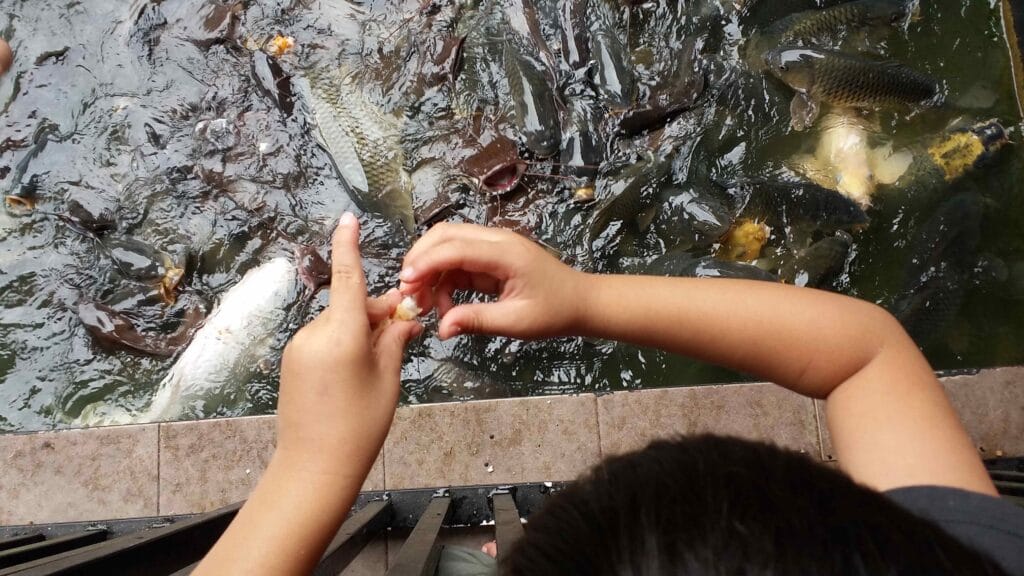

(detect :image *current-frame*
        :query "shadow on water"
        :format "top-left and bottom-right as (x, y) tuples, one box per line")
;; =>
(0, 0), (1021, 430)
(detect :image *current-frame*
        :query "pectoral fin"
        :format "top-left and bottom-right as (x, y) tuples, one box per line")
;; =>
(870, 145), (914, 185)
(790, 93), (819, 132)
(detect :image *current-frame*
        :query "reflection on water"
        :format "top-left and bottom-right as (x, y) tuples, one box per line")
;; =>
(0, 0), (1021, 430)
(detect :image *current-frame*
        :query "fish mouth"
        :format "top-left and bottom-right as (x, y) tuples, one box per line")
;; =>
(4, 194), (35, 213)
(479, 161), (527, 195)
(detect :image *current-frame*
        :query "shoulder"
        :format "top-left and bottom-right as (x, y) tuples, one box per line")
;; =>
(886, 485), (1024, 575)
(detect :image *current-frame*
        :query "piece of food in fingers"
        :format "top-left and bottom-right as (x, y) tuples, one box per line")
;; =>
(392, 296), (422, 321)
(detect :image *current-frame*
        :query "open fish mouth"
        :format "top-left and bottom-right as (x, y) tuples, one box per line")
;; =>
(479, 161), (527, 195)
(4, 195), (35, 212)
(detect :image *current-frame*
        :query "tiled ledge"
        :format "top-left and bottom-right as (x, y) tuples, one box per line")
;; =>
(0, 367), (1021, 525)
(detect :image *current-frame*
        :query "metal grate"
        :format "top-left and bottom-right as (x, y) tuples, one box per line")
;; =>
(0, 459), (1020, 575)
(0, 483), (562, 575)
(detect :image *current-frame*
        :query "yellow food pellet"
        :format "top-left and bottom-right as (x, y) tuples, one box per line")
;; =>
(718, 219), (770, 262)
(928, 131), (985, 182)
(267, 35), (295, 58)
(572, 185), (595, 203)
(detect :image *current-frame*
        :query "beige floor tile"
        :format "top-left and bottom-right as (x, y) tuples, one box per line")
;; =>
(158, 416), (387, 515)
(0, 424), (158, 524)
(943, 367), (1024, 458)
(384, 396), (601, 490)
(816, 367), (1024, 464)
(158, 416), (276, 515)
(598, 384), (819, 457)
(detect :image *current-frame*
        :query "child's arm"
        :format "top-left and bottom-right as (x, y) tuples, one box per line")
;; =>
(194, 214), (422, 576)
(399, 223), (995, 495)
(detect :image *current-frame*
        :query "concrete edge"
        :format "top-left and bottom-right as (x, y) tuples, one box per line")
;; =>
(0, 368), (1020, 524)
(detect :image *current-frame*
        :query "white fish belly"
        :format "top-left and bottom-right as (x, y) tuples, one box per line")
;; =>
(141, 257), (299, 423)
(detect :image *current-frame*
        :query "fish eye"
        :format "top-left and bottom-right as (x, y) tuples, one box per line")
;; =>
(779, 64), (788, 72)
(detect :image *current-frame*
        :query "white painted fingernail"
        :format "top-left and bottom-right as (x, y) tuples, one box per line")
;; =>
(340, 212), (356, 227)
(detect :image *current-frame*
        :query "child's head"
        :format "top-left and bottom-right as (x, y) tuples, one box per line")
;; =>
(502, 435), (1007, 575)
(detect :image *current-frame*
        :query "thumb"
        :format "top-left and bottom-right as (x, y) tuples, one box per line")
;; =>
(438, 301), (516, 340)
(376, 320), (422, 376)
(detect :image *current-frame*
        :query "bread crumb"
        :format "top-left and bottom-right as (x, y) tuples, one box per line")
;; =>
(392, 296), (422, 321)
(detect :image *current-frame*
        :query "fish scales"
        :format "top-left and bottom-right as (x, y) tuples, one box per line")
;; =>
(810, 52), (937, 107)
(773, 0), (915, 45)
(305, 67), (415, 232)
(140, 257), (300, 422)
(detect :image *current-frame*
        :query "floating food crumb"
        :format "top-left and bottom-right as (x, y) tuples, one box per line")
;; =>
(392, 296), (422, 321)
(718, 219), (770, 262)
(572, 184), (595, 203)
(267, 35), (295, 58)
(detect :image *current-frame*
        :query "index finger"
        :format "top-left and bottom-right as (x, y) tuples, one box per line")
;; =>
(327, 212), (369, 324)
(399, 223), (510, 288)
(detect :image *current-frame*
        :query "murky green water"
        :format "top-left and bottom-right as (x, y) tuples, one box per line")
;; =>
(0, 0), (1021, 431)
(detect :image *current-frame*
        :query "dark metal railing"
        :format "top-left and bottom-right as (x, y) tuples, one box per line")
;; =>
(0, 459), (1020, 575)
(0, 483), (563, 576)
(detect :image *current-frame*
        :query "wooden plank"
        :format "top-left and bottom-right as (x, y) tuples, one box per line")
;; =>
(492, 493), (524, 562)
(387, 497), (450, 576)
(0, 537), (43, 554)
(168, 561), (198, 575)
(0, 532), (107, 570)
(0, 502), (241, 576)
(994, 480), (1024, 497)
(314, 500), (391, 576)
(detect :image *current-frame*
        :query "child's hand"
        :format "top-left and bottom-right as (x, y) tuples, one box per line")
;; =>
(275, 213), (422, 481)
(398, 223), (588, 340)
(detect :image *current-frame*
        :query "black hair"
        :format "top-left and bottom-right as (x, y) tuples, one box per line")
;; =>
(502, 435), (1008, 576)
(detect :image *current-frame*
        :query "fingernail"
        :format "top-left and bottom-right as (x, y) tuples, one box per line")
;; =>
(399, 267), (416, 281)
(340, 212), (356, 227)
(412, 323), (424, 337)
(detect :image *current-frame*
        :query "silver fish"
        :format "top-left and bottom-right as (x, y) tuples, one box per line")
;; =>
(300, 67), (415, 232)
(141, 257), (300, 422)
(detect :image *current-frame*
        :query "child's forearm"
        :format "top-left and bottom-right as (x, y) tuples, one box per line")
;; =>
(193, 452), (365, 576)
(577, 274), (994, 494)
(576, 274), (909, 399)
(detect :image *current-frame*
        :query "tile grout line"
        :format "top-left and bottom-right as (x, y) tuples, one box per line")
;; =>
(812, 400), (827, 462)
(156, 423), (162, 516)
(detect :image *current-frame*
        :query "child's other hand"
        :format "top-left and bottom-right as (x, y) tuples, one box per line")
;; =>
(398, 223), (588, 340)
(276, 213), (422, 481)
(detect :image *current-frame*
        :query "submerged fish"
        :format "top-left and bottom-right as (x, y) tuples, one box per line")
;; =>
(778, 231), (853, 289)
(791, 113), (913, 208)
(644, 251), (780, 282)
(587, 154), (671, 250)
(102, 237), (186, 305)
(589, 0), (635, 109)
(652, 186), (733, 250)
(909, 119), (1010, 185)
(560, 85), (603, 193)
(78, 301), (203, 357)
(140, 257), (300, 422)
(618, 37), (705, 136)
(764, 46), (939, 131)
(300, 67), (415, 232)
(768, 0), (918, 47)
(891, 193), (983, 346)
(724, 178), (870, 231)
(462, 135), (528, 195)
(504, 46), (561, 157)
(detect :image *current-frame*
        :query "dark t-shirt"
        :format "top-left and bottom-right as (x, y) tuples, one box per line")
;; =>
(886, 486), (1024, 575)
